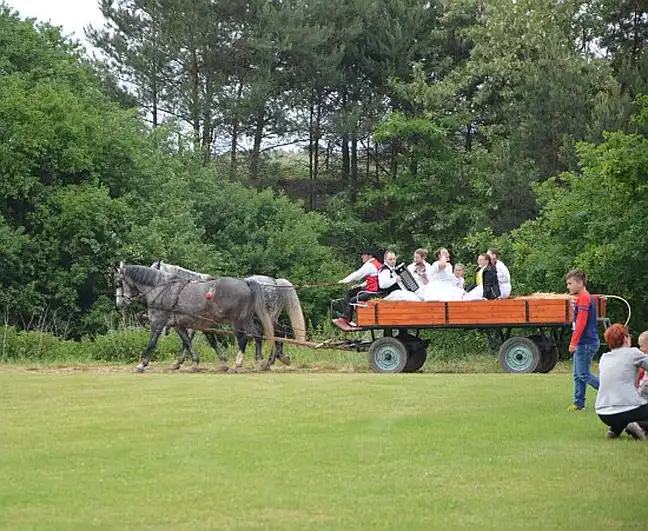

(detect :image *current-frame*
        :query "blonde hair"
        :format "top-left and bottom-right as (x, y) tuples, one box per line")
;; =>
(638, 331), (648, 346)
(414, 248), (428, 260)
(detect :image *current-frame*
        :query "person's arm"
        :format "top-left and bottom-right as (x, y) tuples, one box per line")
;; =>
(378, 269), (398, 290)
(339, 261), (377, 284)
(499, 262), (511, 284)
(569, 293), (590, 350)
(633, 351), (648, 371)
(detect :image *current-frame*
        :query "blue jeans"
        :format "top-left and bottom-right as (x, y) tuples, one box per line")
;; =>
(573, 341), (600, 408)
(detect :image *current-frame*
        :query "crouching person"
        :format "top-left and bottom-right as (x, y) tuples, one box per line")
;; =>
(334, 248), (382, 329)
(595, 324), (648, 440)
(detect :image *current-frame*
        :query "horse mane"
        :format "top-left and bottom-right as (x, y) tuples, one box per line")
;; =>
(124, 265), (174, 286)
(154, 261), (211, 281)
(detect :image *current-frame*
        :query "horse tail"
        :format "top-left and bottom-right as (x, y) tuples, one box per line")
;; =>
(276, 278), (306, 343)
(246, 278), (275, 350)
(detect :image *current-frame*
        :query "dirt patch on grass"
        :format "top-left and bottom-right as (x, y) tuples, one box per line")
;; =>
(0, 363), (372, 375)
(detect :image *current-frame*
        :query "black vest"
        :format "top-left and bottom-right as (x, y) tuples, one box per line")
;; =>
(379, 264), (401, 295)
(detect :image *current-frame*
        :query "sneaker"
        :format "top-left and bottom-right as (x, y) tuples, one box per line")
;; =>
(348, 320), (357, 327)
(624, 422), (647, 441)
(567, 404), (584, 412)
(605, 429), (620, 439)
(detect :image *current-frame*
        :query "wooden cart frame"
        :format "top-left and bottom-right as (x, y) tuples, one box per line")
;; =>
(330, 295), (610, 374)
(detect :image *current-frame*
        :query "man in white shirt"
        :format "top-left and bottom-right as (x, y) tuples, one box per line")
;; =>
(378, 251), (403, 296)
(334, 248), (382, 329)
(487, 249), (511, 299)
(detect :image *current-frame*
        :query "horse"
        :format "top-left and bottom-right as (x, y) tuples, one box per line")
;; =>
(115, 263), (275, 373)
(151, 261), (306, 366)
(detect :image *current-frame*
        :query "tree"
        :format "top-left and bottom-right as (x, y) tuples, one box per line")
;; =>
(500, 96), (648, 324)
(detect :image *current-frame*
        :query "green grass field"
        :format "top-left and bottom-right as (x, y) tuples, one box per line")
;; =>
(1, 369), (646, 530)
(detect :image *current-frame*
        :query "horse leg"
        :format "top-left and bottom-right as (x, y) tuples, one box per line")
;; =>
(170, 328), (189, 370)
(175, 327), (200, 372)
(255, 335), (263, 362)
(137, 323), (164, 373)
(204, 332), (229, 372)
(275, 323), (290, 366)
(231, 328), (249, 372)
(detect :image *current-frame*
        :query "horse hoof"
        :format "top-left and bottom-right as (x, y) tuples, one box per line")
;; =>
(279, 356), (291, 367)
(170, 364), (181, 371)
(190, 366), (200, 373)
(227, 367), (239, 374)
(136, 365), (145, 373)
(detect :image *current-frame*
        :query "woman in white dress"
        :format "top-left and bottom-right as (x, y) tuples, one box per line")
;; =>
(422, 248), (465, 301)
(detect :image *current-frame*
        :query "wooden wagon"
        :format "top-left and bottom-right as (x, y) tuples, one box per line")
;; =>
(330, 295), (610, 374)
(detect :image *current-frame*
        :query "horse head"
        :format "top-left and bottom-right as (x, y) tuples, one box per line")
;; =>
(115, 262), (139, 307)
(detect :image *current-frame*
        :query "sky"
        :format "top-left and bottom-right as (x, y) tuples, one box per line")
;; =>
(6, 0), (106, 47)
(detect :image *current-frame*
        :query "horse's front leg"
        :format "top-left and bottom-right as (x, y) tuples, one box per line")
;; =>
(137, 323), (164, 373)
(175, 327), (200, 372)
(170, 328), (189, 370)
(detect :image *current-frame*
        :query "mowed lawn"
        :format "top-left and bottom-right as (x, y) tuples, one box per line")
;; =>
(1, 371), (647, 530)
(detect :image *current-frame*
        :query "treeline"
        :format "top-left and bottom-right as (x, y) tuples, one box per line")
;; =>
(1, 1), (648, 339)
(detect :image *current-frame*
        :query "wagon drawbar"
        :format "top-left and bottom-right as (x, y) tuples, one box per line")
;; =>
(329, 295), (616, 374)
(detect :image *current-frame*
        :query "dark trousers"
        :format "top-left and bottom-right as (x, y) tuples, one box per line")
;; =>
(343, 288), (376, 320)
(598, 404), (648, 435)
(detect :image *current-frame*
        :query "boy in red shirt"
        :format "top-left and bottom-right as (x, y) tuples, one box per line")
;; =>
(566, 269), (600, 411)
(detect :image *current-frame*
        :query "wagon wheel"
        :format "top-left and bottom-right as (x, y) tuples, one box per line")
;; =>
(528, 334), (559, 374)
(403, 344), (428, 373)
(498, 337), (541, 374)
(368, 337), (409, 373)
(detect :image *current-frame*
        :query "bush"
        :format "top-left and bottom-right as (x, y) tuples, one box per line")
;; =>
(0, 326), (82, 361)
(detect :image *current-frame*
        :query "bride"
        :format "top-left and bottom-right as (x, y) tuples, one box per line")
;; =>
(420, 248), (465, 301)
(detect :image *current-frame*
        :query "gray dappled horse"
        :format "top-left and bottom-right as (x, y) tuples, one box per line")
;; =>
(151, 261), (306, 367)
(115, 263), (275, 373)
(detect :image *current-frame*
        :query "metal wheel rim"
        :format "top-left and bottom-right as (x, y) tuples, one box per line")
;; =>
(374, 344), (403, 372)
(505, 345), (535, 372)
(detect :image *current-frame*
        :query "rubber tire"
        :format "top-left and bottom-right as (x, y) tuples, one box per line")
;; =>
(498, 337), (542, 374)
(403, 345), (428, 373)
(368, 337), (409, 373)
(528, 334), (559, 374)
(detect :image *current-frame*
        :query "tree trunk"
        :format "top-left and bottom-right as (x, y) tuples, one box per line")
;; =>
(151, 61), (158, 127)
(189, 47), (201, 151)
(229, 82), (243, 181)
(201, 62), (214, 164)
(350, 133), (358, 184)
(325, 140), (330, 173)
(249, 107), (265, 181)
(390, 139), (398, 178)
(308, 98), (314, 209)
(374, 141), (379, 184)
(341, 135), (350, 181)
(365, 138), (370, 181)
(312, 93), (322, 211)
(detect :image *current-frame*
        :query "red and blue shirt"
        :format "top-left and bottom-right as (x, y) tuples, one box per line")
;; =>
(570, 291), (599, 347)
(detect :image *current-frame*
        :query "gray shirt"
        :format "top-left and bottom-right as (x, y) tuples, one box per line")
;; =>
(595, 347), (648, 415)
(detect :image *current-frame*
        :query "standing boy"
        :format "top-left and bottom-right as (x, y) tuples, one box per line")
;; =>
(566, 269), (600, 411)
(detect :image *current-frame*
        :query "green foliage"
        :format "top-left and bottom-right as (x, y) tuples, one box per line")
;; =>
(0, 11), (346, 337)
(504, 98), (648, 323)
